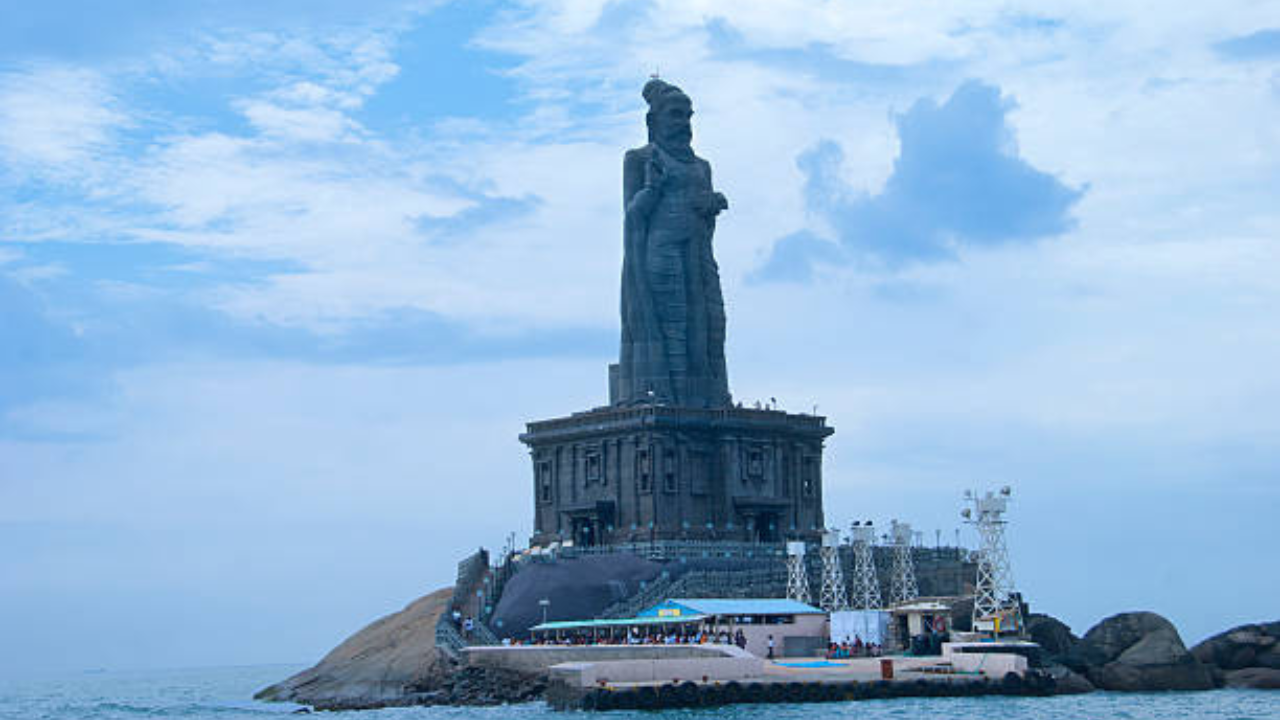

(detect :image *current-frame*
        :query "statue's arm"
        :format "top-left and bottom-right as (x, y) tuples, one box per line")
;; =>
(704, 159), (728, 214)
(624, 149), (659, 219)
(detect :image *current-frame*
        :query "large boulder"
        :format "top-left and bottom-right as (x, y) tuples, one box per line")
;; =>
(1191, 622), (1280, 670)
(1077, 612), (1214, 692)
(255, 586), (456, 710)
(1025, 613), (1080, 660)
(1042, 663), (1096, 694)
(1189, 620), (1280, 688)
(1224, 667), (1280, 689)
(1082, 612), (1173, 663)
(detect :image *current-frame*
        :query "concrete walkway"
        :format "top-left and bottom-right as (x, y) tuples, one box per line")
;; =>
(594, 655), (979, 688)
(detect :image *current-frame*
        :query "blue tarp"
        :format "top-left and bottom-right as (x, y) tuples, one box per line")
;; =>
(639, 598), (824, 618)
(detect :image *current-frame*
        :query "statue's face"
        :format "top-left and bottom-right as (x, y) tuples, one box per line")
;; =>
(653, 96), (693, 148)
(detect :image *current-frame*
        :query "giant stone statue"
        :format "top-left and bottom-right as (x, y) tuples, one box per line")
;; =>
(524, 79), (832, 549)
(615, 79), (731, 409)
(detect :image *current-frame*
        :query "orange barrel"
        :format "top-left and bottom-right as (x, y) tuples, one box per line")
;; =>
(879, 659), (894, 680)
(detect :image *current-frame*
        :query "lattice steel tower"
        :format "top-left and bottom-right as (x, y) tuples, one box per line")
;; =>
(887, 520), (919, 604)
(849, 521), (882, 609)
(962, 486), (1022, 634)
(818, 529), (849, 611)
(785, 541), (811, 604)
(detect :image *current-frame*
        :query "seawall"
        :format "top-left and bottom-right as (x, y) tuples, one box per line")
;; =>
(552, 672), (1060, 710)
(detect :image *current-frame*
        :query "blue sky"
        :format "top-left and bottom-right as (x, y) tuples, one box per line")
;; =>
(2, 0), (1279, 674)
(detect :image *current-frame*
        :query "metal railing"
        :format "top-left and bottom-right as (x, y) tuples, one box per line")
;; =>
(599, 564), (790, 619)
(545, 540), (788, 562)
(434, 615), (466, 661)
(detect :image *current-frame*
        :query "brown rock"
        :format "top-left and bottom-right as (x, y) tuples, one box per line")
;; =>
(1190, 620), (1280, 674)
(1025, 613), (1080, 660)
(1117, 627), (1189, 665)
(1080, 612), (1214, 692)
(1043, 663), (1095, 694)
(1223, 667), (1280, 689)
(1082, 612), (1178, 664)
(1258, 649), (1280, 670)
(1229, 646), (1258, 670)
(1090, 656), (1215, 692)
(255, 586), (455, 710)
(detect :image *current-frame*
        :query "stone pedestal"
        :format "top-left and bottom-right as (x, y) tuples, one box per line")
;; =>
(521, 404), (833, 547)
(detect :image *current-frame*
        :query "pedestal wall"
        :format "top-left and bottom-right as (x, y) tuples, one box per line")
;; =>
(520, 405), (834, 547)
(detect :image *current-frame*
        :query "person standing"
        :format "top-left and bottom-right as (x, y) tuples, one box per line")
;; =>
(767, 635), (775, 659)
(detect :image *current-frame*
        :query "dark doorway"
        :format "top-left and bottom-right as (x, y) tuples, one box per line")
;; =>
(755, 513), (779, 542)
(572, 518), (596, 546)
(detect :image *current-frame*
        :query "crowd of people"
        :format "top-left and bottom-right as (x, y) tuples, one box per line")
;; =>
(826, 637), (883, 659)
(521, 626), (751, 648)
(457, 607), (887, 660)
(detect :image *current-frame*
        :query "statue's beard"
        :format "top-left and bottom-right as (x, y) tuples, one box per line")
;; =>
(656, 129), (693, 159)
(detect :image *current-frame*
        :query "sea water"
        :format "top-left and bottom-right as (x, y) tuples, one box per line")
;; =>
(1, 664), (1277, 720)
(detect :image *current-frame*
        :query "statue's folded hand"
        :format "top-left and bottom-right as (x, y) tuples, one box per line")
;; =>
(645, 155), (668, 190)
(697, 191), (727, 216)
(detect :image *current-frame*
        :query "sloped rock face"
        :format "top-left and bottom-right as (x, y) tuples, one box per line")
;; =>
(1223, 667), (1280, 689)
(1078, 612), (1213, 691)
(255, 587), (457, 710)
(431, 665), (547, 705)
(489, 554), (663, 639)
(1190, 621), (1280, 688)
(1024, 613), (1094, 693)
(1082, 612), (1173, 662)
(1043, 662), (1095, 694)
(1025, 613), (1081, 659)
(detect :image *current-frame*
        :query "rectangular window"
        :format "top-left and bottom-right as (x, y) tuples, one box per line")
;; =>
(663, 449), (677, 493)
(585, 451), (601, 484)
(538, 461), (553, 504)
(689, 451), (708, 495)
(637, 448), (651, 493)
(802, 457), (817, 498)
(746, 447), (764, 480)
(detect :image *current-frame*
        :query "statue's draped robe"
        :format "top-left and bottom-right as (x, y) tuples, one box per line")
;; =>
(618, 143), (730, 408)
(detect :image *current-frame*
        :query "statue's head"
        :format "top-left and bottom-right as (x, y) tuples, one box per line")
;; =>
(643, 79), (693, 151)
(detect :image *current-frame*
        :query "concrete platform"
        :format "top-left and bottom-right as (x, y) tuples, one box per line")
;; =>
(545, 653), (1045, 710)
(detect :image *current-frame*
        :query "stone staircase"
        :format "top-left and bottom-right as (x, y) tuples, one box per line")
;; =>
(600, 565), (789, 618)
(434, 615), (467, 661)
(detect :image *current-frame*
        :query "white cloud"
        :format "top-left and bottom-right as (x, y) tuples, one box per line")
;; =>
(5, 0), (1280, 673)
(5, 1), (1279, 336)
(237, 99), (362, 142)
(3, 0), (1278, 437)
(0, 66), (127, 173)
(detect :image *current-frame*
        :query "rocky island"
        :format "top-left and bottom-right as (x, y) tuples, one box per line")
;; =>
(258, 78), (1278, 711)
(257, 582), (1276, 710)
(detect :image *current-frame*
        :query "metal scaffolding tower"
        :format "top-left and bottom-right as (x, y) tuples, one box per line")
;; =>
(785, 541), (811, 604)
(887, 520), (919, 605)
(849, 521), (882, 609)
(963, 486), (1022, 634)
(818, 529), (849, 611)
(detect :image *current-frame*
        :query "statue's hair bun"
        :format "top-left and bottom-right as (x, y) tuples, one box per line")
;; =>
(642, 78), (670, 106)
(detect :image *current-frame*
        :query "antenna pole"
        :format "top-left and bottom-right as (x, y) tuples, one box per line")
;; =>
(887, 520), (919, 604)
(964, 486), (1022, 636)
(849, 522), (882, 609)
(819, 529), (849, 611)
(785, 541), (811, 604)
